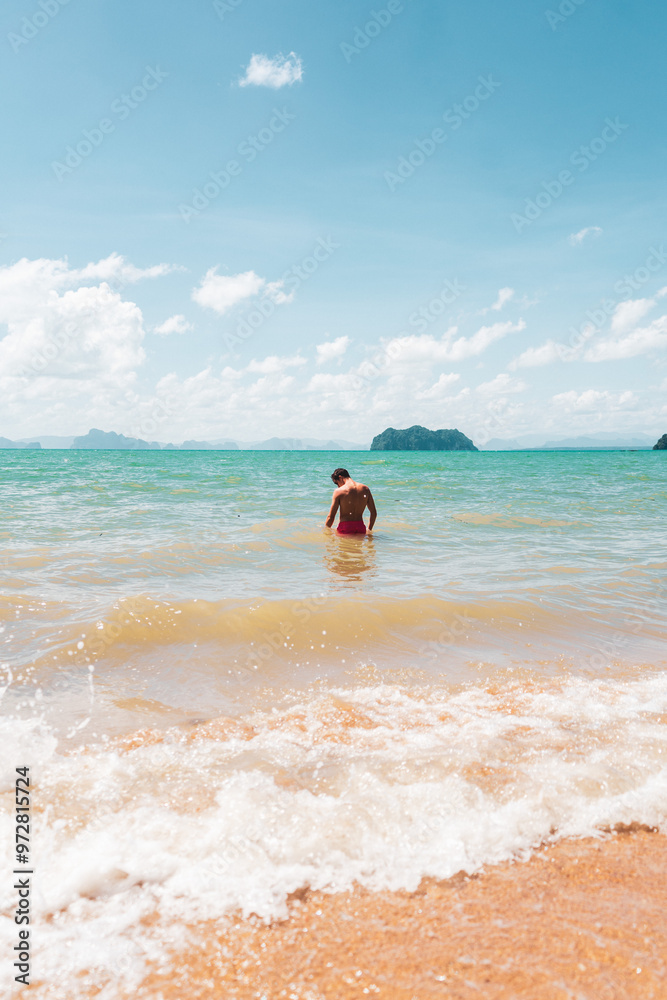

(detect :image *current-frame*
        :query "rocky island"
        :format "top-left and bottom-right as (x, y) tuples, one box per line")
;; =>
(370, 425), (477, 451)
(653, 434), (667, 450)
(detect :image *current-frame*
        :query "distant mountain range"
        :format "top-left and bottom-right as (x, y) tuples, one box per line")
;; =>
(1, 428), (664, 451)
(483, 432), (657, 450)
(0, 428), (369, 450)
(0, 436), (41, 449)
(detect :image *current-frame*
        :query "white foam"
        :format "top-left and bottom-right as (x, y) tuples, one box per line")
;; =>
(1, 673), (666, 997)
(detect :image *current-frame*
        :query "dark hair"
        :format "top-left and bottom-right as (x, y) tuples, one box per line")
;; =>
(331, 468), (350, 483)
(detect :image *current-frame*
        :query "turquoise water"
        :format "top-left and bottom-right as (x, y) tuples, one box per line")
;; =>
(1, 449), (666, 996)
(2, 448), (665, 600)
(1, 447), (666, 729)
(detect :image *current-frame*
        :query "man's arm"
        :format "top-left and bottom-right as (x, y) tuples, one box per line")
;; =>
(325, 492), (340, 528)
(365, 487), (377, 530)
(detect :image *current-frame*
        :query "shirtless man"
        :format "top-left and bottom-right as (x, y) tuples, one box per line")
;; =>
(325, 468), (377, 535)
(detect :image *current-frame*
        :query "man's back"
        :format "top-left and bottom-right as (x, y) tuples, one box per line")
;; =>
(325, 470), (377, 533)
(335, 479), (371, 521)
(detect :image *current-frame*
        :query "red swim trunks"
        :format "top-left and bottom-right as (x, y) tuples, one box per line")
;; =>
(337, 520), (366, 535)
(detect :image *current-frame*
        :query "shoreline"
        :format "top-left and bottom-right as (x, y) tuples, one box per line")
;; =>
(130, 828), (667, 999)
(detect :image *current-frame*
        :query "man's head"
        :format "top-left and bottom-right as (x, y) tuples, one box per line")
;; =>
(331, 467), (350, 485)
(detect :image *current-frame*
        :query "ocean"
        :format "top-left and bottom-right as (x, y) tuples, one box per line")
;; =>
(1, 448), (666, 997)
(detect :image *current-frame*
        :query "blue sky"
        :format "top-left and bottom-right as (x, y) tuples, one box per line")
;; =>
(1, 0), (666, 444)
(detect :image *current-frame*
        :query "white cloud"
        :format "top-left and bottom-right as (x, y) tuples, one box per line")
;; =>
(191, 269), (292, 316)
(239, 52), (303, 89)
(0, 254), (173, 324)
(48, 346), (656, 446)
(245, 354), (306, 375)
(552, 388), (637, 413)
(71, 254), (178, 285)
(441, 320), (526, 360)
(219, 365), (244, 380)
(476, 373), (527, 395)
(307, 371), (358, 393)
(263, 280), (294, 305)
(511, 295), (666, 368)
(0, 255), (174, 437)
(568, 226), (603, 246)
(482, 287), (515, 314)
(0, 285), (145, 380)
(415, 373), (460, 399)
(585, 314), (667, 361)
(244, 373), (297, 400)
(192, 269), (264, 314)
(316, 336), (350, 365)
(610, 297), (656, 336)
(154, 314), (193, 336)
(216, 355), (306, 378)
(383, 320), (525, 366)
(4, 254), (663, 445)
(509, 339), (565, 369)
(0, 255), (168, 382)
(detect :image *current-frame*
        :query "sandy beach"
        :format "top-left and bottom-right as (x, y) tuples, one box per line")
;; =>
(130, 829), (667, 1000)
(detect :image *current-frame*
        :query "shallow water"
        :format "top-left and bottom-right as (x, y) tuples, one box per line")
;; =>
(1, 449), (666, 996)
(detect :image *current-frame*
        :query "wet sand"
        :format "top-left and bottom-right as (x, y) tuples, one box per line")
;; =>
(133, 828), (667, 999)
